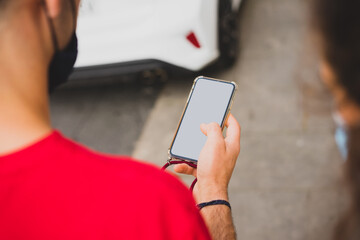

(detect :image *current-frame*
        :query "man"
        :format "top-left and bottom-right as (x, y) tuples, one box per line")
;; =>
(0, 0), (241, 239)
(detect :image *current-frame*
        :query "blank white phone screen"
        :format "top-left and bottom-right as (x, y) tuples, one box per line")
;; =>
(171, 78), (235, 161)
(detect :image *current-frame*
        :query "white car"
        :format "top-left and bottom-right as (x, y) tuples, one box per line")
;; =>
(72, 0), (242, 79)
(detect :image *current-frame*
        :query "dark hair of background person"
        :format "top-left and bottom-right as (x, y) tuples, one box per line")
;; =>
(0, 1), (13, 18)
(0, 1), (6, 11)
(312, 0), (360, 239)
(0, 0), (10, 9)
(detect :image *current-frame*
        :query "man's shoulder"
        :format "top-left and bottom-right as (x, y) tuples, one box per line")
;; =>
(1, 131), (211, 239)
(53, 131), (190, 197)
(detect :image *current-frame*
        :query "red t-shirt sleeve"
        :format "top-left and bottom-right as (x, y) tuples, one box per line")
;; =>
(147, 169), (211, 240)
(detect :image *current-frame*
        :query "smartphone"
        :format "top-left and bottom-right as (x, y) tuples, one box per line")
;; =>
(169, 76), (237, 163)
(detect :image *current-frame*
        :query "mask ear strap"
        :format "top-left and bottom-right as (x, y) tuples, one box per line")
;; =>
(162, 160), (198, 192)
(42, 1), (59, 52)
(69, 0), (77, 30)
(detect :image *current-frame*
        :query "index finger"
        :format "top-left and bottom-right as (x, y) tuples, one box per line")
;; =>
(225, 114), (241, 149)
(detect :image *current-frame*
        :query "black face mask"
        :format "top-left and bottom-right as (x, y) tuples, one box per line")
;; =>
(48, 33), (78, 93)
(44, 0), (78, 93)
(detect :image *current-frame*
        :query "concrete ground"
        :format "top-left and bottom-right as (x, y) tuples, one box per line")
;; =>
(51, 0), (347, 239)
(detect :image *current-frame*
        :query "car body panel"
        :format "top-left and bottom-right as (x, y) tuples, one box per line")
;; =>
(75, 0), (241, 73)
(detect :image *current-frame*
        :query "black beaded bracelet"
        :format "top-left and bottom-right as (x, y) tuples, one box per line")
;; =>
(197, 200), (231, 210)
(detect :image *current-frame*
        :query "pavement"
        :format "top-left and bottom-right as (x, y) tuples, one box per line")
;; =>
(51, 0), (347, 239)
(50, 77), (162, 155)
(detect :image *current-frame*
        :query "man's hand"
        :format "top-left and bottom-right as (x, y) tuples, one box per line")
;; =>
(174, 113), (240, 202)
(174, 113), (241, 240)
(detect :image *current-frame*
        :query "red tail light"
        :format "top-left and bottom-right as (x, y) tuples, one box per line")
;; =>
(186, 32), (201, 49)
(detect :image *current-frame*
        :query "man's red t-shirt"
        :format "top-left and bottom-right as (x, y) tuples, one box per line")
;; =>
(0, 131), (211, 240)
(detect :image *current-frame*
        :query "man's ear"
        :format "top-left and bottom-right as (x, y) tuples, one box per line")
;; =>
(44, 0), (62, 18)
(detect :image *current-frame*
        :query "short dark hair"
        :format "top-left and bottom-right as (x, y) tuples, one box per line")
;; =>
(313, 0), (360, 106)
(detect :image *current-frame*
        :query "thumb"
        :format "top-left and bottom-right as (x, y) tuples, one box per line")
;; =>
(200, 123), (208, 136)
(201, 122), (223, 144)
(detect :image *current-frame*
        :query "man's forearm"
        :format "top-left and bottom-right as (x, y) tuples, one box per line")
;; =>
(195, 184), (236, 240)
(200, 205), (236, 240)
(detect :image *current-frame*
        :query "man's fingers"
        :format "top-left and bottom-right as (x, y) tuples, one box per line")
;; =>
(173, 164), (197, 177)
(225, 114), (241, 152)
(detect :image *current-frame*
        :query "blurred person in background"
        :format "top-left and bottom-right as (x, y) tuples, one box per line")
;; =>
(0, 0), (241, 239)
(176, 0), (360, 239)
(313, 0), (360, 239)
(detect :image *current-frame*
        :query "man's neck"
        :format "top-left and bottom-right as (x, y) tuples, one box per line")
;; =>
(0, 5), (53, 156)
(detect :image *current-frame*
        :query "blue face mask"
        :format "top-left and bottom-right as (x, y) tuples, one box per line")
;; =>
(333, 112), (349, 160)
